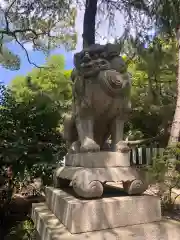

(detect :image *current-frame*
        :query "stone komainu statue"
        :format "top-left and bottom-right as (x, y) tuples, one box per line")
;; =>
(64, 43), (131, 153)
(55, 45), (148, 198)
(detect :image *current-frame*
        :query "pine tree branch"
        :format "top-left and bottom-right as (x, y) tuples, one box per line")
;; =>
(0, 0), (49, 68)
(0, 28), (43, 67)
(13, 34), (42, 68)
(4, 0), (17, 32)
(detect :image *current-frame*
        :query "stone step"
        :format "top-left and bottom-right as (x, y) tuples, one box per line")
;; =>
(32, 202), (180, 240)
(45, 186), (161, 234)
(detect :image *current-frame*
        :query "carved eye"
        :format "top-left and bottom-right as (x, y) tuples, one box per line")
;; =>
(101, 60), (107, 65)
(100, 52), (106, 58)
(91, 54), (98, 59)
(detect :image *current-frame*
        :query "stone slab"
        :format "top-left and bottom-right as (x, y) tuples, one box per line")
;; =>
(45, 187), (161, 234)
(65, 152), (130, 168)
(32, 202), (180, 240)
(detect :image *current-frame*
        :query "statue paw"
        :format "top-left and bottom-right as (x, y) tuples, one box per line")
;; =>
(80, 138), (100, 153)
(69, 141), (81, 154)
(72, 170), (103, 198)
(123, 179), (147, 195)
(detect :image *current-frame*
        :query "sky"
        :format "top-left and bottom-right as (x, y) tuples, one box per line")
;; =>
(0, 3), (125, 84)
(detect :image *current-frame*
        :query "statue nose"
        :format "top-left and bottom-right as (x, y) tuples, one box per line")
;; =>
(83, 52), (91, 63)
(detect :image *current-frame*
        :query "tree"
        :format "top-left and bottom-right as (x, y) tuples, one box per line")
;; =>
(10, 54), (72, 105)
(126, 37), (177, 145)
(128, 0), (180, 145)
(0, 0), (77, 69)
(0, 55), (72, 177)
(82, 0), (150, 47)
(0, 35), (20, 70)
(83, 0), (98, 47)
(169, 28), (180, 145)
(80, 0), (177, 145)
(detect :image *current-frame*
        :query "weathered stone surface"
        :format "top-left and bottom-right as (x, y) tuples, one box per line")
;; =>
(64, 43), (131, 154)
(45, 187), (161, 234)
(34, 231), (41, 240)
(55, 166), (141, 184)
(61, 43), (149, 199)
(54, 165), (148, 198)
(32, 202), (180, 240)
(65, 151), (130, 168)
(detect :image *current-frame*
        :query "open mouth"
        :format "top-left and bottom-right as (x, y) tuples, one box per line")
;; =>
(81, 63), (94, 70)
(80, 59), (110, 72)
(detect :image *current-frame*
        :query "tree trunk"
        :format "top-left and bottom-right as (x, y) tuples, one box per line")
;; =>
(168, 29), (180, 146)
(83, 0), (98, 48)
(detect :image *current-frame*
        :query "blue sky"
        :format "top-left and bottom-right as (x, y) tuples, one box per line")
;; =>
(0, 42), (74, 85)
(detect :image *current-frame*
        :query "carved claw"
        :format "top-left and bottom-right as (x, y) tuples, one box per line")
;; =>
(123, 179), (147, 195)
(72, 170), (103, 198)
(72, 179), (103, 198)
(68, 141), (81, 154)
(80, 138), (100, 153)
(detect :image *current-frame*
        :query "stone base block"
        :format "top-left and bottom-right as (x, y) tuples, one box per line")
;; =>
(32, 202), (180, 240)
(45, 187), (161, 234)
(65, 151), (130, 168)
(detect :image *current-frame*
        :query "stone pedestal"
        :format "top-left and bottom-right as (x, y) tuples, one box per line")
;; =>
(31, 152), (180, 239)
(54, 152), (148, 198)
(31, 187), (180, 240)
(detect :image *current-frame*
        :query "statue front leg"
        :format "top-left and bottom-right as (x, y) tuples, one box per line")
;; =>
(111, 117), (125, 151)
(76, 116), (100, 153)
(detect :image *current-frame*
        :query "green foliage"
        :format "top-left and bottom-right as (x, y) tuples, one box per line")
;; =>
(0, 25), (20, 70)
(126, 36), (177, 144)
(0, 84), (63, 172)
(150, 0), (180, 35)
(0, 44), (20, 70)
(147, 144), (180, 211)
(0, 55), (71, 176)
(5, 219), (36, 240)
(0, 54), (72, 239)
(10, 55), (72, 105)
